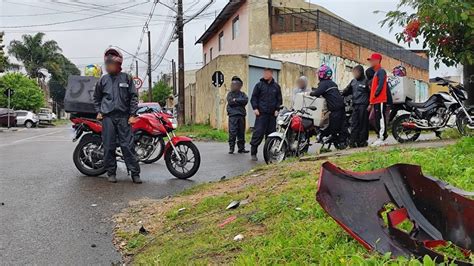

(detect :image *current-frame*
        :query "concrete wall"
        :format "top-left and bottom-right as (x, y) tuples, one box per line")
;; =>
(202, 1), (249, 63)
(195, 55), (249, 129)
(248, 0), (271, 57)
(194, 54), (318, 130)
(271, 31), (429, 81)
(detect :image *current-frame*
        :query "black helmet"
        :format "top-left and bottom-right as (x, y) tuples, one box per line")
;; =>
(104, 47), (123, 64)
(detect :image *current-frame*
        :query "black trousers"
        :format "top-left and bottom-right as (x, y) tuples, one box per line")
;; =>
(350, 104), (369, 146)
(102, 115), (140, 176)
(250, 113), (276, 155)
(373, 102), (387, 140)
(228, 115), (246, 151)
(327, 109), (349, 144)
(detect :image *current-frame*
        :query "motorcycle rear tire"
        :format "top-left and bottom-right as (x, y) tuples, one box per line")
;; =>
(73, 134), (106, 176)
(392, 114), (421, 143)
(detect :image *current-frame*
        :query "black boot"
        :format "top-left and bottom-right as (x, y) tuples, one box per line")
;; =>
(132, 175), (142, 184)
(107, 175), (117, 183)
(229, 146), (235, 154)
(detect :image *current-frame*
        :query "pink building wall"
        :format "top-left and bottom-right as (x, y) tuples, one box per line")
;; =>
(202, 1), (249, 63)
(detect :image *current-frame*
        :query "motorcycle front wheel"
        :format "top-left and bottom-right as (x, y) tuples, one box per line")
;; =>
(456, 108), (474, 137)
(392, 114), (421, 143)
(165, 141), (201, 179)
(263, 137), (287, 164)
(73, 134), (106, 176)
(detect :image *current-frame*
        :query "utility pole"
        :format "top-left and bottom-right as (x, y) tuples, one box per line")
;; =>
(147, 30), (153, 102)
(172, 59), (177, 96)
(177, 0), (185, 125)
(135, 60), (139, 77)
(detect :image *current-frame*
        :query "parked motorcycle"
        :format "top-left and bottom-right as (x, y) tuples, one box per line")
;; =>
(390, 77), (474, 143)
(71, 108), (201, 179)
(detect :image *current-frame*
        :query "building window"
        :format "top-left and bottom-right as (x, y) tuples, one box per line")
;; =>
(232, 16), (239, 39)
(210, 48), (213, 61)
(218, 32), (224, 51)
(204, 53), (207, 65)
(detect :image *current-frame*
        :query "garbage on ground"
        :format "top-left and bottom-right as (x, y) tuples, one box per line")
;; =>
(178, 207), (186, 213)
(139, 225), (149, 235)
(233, 234), (244, 241)
(218, 216), (237, 228)
(91, 204), (97, 207)
(316, 162), (474, 265)
(226, 200), (240, 210)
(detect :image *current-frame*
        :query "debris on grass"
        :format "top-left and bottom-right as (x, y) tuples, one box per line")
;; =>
(218, 216), (237, 228)
(226, 200), (240, 210)
(233, 234), (244, 241)
(432, 241), (472, 263)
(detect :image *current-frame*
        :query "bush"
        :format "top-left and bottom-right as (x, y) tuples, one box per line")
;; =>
(0, 72), (44, 111)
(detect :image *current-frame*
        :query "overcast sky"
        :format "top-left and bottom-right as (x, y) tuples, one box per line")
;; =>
(1, 0), (461, 88)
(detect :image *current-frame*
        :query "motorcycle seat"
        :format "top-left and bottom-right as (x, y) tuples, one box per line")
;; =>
(406, 101), (426, 109)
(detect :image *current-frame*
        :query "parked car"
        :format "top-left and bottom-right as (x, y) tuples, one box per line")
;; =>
(0, 108), (17, 127)
(15, 110), (38, 128)
(51, 113), (57, 120)
(137, 102), (162, 114)
(38, 108), (53, 124)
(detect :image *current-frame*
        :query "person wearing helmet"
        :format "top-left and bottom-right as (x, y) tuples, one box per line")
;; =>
(310, 64), (348, 148)
(292, 76), (310, 107)
(93, 47), (141, 184)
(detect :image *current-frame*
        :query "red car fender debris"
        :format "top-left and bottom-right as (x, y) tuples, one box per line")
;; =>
(316, 162), (474, 265)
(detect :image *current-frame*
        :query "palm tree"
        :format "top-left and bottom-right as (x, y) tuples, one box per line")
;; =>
(8, 32), (62, 78)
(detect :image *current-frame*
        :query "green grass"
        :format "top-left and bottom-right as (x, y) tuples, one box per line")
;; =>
(115, 137), (474, 265)
(51, 119), (70, 126)
(176, 123), (253, 142)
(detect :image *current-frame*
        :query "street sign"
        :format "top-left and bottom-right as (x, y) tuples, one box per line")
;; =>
(212, 71), (224, 88)
(3, 88), (14, 97)
(133, 76), (143, 90)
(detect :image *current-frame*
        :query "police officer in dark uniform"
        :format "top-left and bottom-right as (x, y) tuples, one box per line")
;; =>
(343, 65), (370, 147)
(249, 68), (282, 161)
(93, 47), (141, 183)
(226, 76), (249, 154)
(310, 64), (348, 148)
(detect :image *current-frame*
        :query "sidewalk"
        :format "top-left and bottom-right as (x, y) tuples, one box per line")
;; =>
(300, 139), (458, 161)
(0, 127), (25, 133)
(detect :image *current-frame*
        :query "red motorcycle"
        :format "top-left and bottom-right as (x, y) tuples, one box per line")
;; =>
(70, 108), (200, 179)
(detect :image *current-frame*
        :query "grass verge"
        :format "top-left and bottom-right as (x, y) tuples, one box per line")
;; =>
(176, 124), (252, 142)
(114, 137), (474, 265)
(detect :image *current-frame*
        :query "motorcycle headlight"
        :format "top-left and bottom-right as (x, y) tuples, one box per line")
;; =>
(277, 117), (285, 125)
(171, 118), (178, 129)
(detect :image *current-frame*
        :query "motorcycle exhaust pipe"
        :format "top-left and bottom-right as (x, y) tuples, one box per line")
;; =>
(401, 121), (437, 130)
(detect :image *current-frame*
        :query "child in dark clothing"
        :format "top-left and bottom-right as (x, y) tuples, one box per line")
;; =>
(226, 76), (249, 154)
(343, 65), (370, 147)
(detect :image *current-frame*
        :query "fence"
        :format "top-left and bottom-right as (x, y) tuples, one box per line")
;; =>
(271, 8), (429, 70)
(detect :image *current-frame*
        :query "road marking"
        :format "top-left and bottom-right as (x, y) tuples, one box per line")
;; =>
(0, 129), (65, 148)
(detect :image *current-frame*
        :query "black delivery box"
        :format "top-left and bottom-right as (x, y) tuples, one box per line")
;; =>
(64, 75), (99, 114)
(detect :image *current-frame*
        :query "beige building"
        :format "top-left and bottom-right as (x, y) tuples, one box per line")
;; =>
(191, 0), (430, 129)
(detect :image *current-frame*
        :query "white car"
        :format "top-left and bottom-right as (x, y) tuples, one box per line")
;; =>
(15, 110), (38, 128)
(38, 108), (53, 123)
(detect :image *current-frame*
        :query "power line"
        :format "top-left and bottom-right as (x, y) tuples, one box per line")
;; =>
(3, 22), (169, 34)
(2, 1), (149, 28)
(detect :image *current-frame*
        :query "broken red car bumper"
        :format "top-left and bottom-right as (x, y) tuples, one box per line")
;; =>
(316, 162), (474, 264)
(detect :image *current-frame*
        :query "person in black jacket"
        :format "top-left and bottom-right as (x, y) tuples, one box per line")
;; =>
(343, 65), (369, 147)
(227, 76), (249, 154)
(310, 64), (348, 148)
(249, 68), (282, 161)
(93, 47), (141, 184)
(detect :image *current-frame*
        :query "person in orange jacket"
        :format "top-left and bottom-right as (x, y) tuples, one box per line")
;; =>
(367, 53), (388, 147)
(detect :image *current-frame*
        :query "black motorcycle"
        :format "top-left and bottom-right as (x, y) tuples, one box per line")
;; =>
(390, 77), (473, 143)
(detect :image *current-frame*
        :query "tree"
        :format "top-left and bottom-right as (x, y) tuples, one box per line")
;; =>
(8, 32), (62, 78)
(380, 0), (474, 103)
(0, 32), (19, 73)
(48, 54), (80, 112)
(141, 80), (172, 106)
(0, 73), (45, 111)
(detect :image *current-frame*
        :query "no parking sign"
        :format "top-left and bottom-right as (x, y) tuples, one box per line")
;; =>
(133, 76), (143, 90)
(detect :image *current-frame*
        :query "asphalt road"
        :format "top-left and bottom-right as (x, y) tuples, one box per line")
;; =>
(0, 126), (438, 265)
(0, 126), (261, 265)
